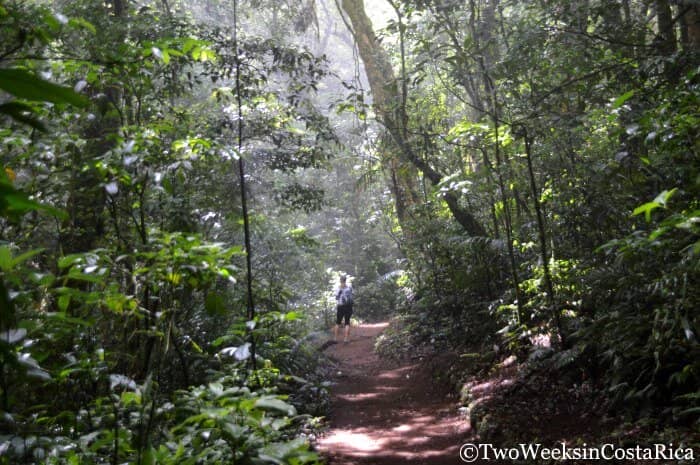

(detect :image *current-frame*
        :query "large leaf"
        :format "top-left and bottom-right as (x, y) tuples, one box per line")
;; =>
(254, 397), (297, 416)
(0, 182), (67, 220)
(0, 68), (89, 107)
(0, 102), (47, 131)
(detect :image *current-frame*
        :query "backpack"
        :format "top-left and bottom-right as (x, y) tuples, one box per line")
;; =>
(339, 287), (354, 306)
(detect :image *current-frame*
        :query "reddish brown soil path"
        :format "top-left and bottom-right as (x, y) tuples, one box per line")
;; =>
(316, 323), (470, 465)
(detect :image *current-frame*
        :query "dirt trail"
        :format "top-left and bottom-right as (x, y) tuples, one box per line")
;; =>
(316, 323), (470, 465)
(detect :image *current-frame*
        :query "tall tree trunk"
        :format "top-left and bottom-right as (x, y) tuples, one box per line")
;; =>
(489, 89), (524, 323)
(465, 0), (523, 319)
(233, 0), (257, 372)
(113, 0), (127, 17)
(679, 1), (700, 50)
(655, 0), (677, 55)
(523, 132), (566, 347)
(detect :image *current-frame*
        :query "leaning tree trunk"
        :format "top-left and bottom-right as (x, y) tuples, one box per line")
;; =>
(338, 0), (487, 237)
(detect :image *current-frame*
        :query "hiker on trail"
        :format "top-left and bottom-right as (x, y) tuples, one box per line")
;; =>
(334, 274), (354, 343)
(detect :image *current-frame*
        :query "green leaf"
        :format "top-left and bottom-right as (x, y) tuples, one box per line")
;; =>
(141, 447), (156, 465)
(58, 295), (70, 311)
(190, 339), (203, 353)
(18, 353), (51, 380)
(58, 254), (83, 270)
(254, 397), (296, 416)
(0, 68), (89, 107)
(163, 178), (176, 195)
(27, 367), (52, 381)
(220, 422), (249, 442)
(11, 248), (45, 268)
(43, 12), (62, 32)
(633, 201), (659, 222)
(0, 183), (67, 220)
(653, 188), (677, 207)
(677, 407), (700, 418)
(195, 47), (216, 62)
(612, 90), (635, 109)
(205, 292), (227, 316)
(46, 311), (92, 327)
(632, 189), (678, 222)
(182, 38), (199, 54)
(680, 317), (696, 342)
(0, 246), (11, 272)
(66, 269), (104, 283)
(68, 17), (96, 34)
(120, 391), (142, 406)
(259, 438), (314, 463)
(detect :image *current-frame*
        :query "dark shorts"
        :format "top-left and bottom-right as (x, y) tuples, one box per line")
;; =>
(336, 304), (353, 326)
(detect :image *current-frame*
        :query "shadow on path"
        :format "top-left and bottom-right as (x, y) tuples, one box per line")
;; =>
(317, 323), (470, 465)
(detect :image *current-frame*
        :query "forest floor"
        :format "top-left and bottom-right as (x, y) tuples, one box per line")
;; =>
(315, 322), (470, 465)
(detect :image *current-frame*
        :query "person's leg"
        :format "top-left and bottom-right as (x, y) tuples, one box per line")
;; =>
(343, 307), (352, 342)
(334, 307), (342, 341)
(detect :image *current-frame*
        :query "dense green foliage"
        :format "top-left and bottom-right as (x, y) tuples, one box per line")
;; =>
(1, 0), (699, 463)
(365, 0), (699, 427)
(0, 0), (344, 463)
